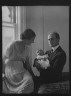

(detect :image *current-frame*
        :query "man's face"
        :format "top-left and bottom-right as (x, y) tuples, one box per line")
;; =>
(48, 33), (59, 47)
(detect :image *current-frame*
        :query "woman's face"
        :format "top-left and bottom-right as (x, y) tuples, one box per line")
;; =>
(27, 37), (35, 45)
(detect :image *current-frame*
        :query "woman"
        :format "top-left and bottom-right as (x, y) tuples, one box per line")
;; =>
(2, 29), (36, 94)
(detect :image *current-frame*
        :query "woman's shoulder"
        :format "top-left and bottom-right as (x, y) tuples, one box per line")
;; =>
(5, 41), (15, 50)
(5, 41), (19, 53)
(14, 40), (22, 46)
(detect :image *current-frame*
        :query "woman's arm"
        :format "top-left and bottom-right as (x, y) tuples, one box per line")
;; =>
(25, 56), (34, 77)
(2, 42), (14, 77)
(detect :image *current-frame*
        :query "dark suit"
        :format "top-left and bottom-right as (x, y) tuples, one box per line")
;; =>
(33, 46), (66, 85)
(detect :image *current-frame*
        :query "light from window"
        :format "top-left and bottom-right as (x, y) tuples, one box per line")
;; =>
(2, 6), (16, 23)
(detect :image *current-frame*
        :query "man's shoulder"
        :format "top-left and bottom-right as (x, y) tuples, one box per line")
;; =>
(57, 46), (66, 54)
(56, 46), (66, 58)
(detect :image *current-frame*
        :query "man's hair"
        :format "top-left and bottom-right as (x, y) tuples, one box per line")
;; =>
(53, 32), (60, 40)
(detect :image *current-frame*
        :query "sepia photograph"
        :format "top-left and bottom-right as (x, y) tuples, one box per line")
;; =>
(2, 6), (69, 94)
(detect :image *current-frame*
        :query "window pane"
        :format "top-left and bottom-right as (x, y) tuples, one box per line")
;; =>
(2, 26), (15, 55)
(2, 6), (16, 23)
(2, 6), (11, 22)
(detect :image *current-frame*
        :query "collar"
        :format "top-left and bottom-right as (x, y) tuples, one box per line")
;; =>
(52, 45), (59, 52)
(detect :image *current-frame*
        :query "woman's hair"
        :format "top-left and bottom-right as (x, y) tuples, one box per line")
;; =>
(20, 29), (36, 40)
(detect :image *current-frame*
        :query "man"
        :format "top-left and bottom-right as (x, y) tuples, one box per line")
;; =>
(33, 31), (66, 93)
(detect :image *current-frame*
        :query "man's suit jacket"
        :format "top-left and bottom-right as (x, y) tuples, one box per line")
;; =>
(34, 46), (66, 82)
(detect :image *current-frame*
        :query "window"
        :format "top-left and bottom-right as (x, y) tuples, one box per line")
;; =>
(2, 6), (16, 23)
(2, 6), (17, 55)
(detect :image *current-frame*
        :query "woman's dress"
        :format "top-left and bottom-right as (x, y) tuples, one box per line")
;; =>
(2, 41), (34, 94)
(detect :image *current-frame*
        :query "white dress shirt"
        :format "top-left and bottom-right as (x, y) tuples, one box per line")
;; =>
(52, 45), (59, 52)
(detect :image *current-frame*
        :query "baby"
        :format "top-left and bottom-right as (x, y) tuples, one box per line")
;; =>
(36, 49), (48, 61)
(33, 49), (50, 69)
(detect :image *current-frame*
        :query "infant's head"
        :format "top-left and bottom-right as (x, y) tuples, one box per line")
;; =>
(36, 49), (44, 56)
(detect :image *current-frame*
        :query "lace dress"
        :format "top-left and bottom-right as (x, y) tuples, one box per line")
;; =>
(3, 41), (34, 94)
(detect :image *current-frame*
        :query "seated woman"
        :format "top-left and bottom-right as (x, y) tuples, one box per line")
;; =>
(2, 29), (36, 94)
